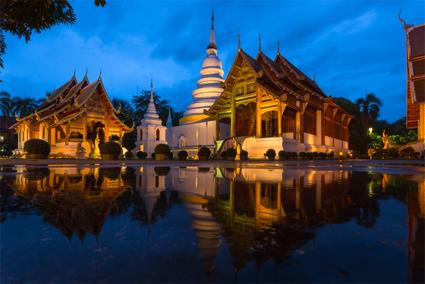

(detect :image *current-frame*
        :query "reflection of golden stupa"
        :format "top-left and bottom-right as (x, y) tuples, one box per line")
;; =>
(180, 194), (221, 277)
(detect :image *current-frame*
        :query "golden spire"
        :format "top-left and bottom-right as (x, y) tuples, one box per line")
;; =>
(238, 33), (241, 51)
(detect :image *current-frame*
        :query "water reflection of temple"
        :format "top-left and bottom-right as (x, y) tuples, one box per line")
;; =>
(2, 165), (424, 282)
(9, 166), (131, 240)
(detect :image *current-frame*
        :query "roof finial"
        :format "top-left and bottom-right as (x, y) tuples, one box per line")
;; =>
(313, 72), (316, 81)
(398, 11), (412, 30)
(207, 10), (216, 50)
(73, 69), (76, 78)
(258, 33), (262, 53)
(277, 40), (280, 56)
(98, 69), (102, 80)
(238, 33), (241, 51)
(84, 67), (88, 78)
(211, 10), (214, 30)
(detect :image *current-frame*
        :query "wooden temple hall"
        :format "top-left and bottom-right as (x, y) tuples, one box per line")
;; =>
(205, 39), (352, 157)
(10, 73), (132, 158)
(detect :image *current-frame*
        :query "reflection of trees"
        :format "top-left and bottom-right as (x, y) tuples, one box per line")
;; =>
(348, 172), (381, 228)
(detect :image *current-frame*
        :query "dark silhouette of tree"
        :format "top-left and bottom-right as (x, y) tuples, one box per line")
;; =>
(0, 0), (106, 68)
(12, 97), (44, 117)
(0, 91), (13, 116)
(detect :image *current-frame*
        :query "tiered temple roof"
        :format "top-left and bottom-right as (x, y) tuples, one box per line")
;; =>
(11, 73), (131, 132)
(206, 46), (334, 115)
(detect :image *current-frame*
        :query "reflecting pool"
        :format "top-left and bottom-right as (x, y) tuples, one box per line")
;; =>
(1, 165), (424, 283)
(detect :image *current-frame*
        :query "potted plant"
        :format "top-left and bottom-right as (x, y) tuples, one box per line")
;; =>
(198, 146), (211, 161)
(240, 150), (248, 160)
(178, 150), (188, 161)
(278, 150), (286, 161)
(225, 148), (237, 161)
(136, 151), (147, 160)
(100, 141), (122, 160)
(154, 166), (170, 176)
(24, 139), (51, 159)
(154, 144), (170, 160)
(265, 149), (276, 161)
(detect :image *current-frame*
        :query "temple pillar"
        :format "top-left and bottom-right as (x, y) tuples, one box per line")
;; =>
(277, 103), (282, 137)
(230, 88), (236, 137)
(50, 128), (56, 146)
(296, 111), (302, 142)
(256, 87), (262, 137)
(316, 110), (322, 145)
(419, 104), (425, 142)
(65, 123), (70, 145)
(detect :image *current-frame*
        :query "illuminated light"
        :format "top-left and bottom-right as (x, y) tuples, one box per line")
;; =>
(368, 127), (373, 134)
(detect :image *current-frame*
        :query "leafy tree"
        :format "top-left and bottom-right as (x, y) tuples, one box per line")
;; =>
(0, 0), (106, 68)
(132, 90), (182, 126)
(111, 98), (135, 127)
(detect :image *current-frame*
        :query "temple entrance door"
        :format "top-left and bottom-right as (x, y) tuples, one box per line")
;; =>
(218, 117), (230, 140)
(261, 111), (278, 137)
(282, 108), (296, 139)
(235, 103), (256, 137)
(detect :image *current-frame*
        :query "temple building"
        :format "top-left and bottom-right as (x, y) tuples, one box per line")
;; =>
(135, 80), (168, 156)
(169, 13), (351, 158)
(400, 17), (425, 145)
(10, 72), (132, 158)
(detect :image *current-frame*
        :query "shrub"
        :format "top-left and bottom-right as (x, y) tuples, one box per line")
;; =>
(198, 146), (211, 160)
(198, 167), (210, 173)
(265, 149), (276, 160)
(400, 146), (416, 159)
(100, 141), (122, 156)
(24, 139), (51, 155)
(124, 151), (134, 159)
(240, 150), (248, 160)
(151, 153), (156, 159)
(299, 152), (306, 159)
(319, 152), (328, 160)
(223, 148), (237, 160)
(386, 148), (399, 159)
(109, 135), (120, 141)
(327, 151), (334, 159)
(155, 143), (171, 155)
(136, 151), (147, 160)
(178, 150), (188, 160)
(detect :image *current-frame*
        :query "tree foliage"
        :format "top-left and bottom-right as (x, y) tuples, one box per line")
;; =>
(0, 0), (105, 68)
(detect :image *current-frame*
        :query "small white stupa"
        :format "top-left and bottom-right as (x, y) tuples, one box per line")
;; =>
(180, 11), (225, 124)
(135, 79), (168, 156)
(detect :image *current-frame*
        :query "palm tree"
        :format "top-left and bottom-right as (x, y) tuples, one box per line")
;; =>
(0, 91), (13, 116)
(355, 93), (382, 154)
(355, 93), (382, 133)
(12, 97), (42, 117)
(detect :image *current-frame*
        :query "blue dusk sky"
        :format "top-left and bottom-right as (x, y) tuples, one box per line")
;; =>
(1, 0), (425, 121)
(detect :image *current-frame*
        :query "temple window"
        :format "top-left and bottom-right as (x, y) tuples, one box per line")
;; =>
(282, 108), (296, 138)
(155, 176), (159, 188)
(156, 129), (160, 141)
(55, 126), (66, 141)
(140, 129), (143, 140)
(235, 103), (256, 137)
(303, 105), (317, 135)
(261, 111), (278, 137)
